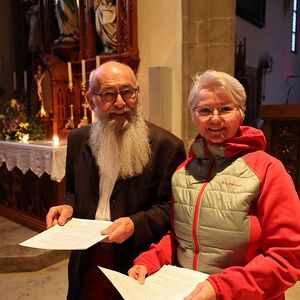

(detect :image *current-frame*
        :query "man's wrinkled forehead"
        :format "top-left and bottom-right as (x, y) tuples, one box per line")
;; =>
(98, 62), (134, 76)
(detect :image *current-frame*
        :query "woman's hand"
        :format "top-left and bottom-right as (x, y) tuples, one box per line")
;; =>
(128, 264), (148, 284)
(184, 280), (216, 300)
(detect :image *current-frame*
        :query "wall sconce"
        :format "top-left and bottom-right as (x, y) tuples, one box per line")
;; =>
(259, 52), (273, 102)
(260, 52), (273, 73)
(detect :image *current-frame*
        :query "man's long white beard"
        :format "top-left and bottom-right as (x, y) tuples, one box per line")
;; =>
(89, 107), (151, 179)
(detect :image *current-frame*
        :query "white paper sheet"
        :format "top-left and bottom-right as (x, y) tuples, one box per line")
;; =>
(20, 218), (112, 250)
(99, 264), (209, 300)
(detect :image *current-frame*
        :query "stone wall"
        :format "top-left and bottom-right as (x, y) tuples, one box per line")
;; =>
(182, 0), (236, 146)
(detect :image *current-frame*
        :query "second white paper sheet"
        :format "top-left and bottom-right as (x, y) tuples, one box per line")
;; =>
(20, 218), (112, 250)
(99, 264), (209, 300)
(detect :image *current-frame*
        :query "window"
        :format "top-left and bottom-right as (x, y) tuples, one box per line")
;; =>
(236, 0), (265, 28)
(291, 0), (298, 53)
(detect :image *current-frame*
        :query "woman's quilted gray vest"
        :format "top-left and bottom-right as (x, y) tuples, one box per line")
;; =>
(172, 155), (260, 274)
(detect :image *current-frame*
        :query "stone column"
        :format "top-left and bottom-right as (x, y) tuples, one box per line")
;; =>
(182, 0), (236, 146)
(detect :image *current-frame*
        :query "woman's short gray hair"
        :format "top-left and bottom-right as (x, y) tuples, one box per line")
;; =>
(188, 70), (246, 117)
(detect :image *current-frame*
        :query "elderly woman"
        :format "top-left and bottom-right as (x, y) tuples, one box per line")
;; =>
(128, 70), (300, 300)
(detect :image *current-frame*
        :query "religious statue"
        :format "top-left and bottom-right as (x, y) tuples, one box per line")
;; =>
(26, 2), (42, 52)
(34, 65), (47, 117)
(93, 0), (117, 53)
(54, 0), (79, 44)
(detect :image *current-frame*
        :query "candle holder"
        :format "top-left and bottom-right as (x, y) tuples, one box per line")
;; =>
(65, 104), (75, 129)
(65, 83), (75, 129)
(36, 103), (48, 118)
(77, 102), (89, 128)
(80, 82), (87, 98)
(77, 82), (89, 128)
(68, 81), (74, 92)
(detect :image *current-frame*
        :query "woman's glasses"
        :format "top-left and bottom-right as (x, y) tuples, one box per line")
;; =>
(193, 105), (240, 120)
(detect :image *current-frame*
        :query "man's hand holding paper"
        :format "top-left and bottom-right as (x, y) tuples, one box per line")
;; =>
(101, 216), (135, 244)
(46, 204), (73, 227)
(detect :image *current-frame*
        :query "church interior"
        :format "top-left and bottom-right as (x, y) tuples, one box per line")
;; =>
(0, 0), (300, 299)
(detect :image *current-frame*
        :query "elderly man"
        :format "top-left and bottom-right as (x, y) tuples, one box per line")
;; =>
(46, 61), (186, 299)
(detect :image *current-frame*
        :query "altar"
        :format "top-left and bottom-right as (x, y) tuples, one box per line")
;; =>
(0, 140), (67, 232)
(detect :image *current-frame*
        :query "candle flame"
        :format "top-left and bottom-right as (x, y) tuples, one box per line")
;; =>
(22, 134), (29, 143)
(53, 135), (59, 147)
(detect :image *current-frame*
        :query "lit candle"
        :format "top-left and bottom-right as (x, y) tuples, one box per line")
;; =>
(67, 62), (72, 85)
(24, 70), (27, 94)
(22, 134), (29, 143)
(81, 59), (86, 84)
(96, 55), (100, 68)
(13, 72), (17, 91)
(53, 135), (60, 147)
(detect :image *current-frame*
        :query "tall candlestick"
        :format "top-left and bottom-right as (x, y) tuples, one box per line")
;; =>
(96, 56), (100, 68)
(13, 72), (17, 91)
(91, 110), (95, 122)
(67, 62), (72, 85)
(81, 59), (86, 84)
(65, 104), (75, 129)
(24, 70), (27, 94)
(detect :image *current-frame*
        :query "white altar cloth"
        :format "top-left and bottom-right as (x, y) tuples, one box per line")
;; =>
(0, 140), (67, 182)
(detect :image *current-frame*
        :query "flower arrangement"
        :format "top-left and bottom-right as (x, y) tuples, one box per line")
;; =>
(0, 99), (45, 141)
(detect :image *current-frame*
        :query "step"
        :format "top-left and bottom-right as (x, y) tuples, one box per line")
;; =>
(0, 216), (69, 273)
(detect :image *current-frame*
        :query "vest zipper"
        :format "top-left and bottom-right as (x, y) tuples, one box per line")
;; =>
(192, 147), (216, 270)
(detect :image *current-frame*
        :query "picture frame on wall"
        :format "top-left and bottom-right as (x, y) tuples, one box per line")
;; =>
(236, 0), (266, 28)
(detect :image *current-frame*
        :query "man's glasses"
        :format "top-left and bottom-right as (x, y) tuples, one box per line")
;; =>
(93, 87), (138, 104)
(193, 105), (240, 120)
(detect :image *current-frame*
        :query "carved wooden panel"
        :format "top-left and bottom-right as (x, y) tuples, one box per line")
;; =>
(259, 104), (300, 196)
(0, 163), (65, 231)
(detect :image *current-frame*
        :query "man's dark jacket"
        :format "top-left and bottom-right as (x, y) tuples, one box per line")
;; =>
(64, 122), (186, 299)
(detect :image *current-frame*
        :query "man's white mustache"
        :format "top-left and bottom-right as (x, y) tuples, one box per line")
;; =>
(109, 108), (131, 115)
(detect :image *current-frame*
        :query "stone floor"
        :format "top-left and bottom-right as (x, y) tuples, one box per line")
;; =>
(0, 216), (68, 300)
(0, 216), (299, 300)
(0, 259), (68, 300)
